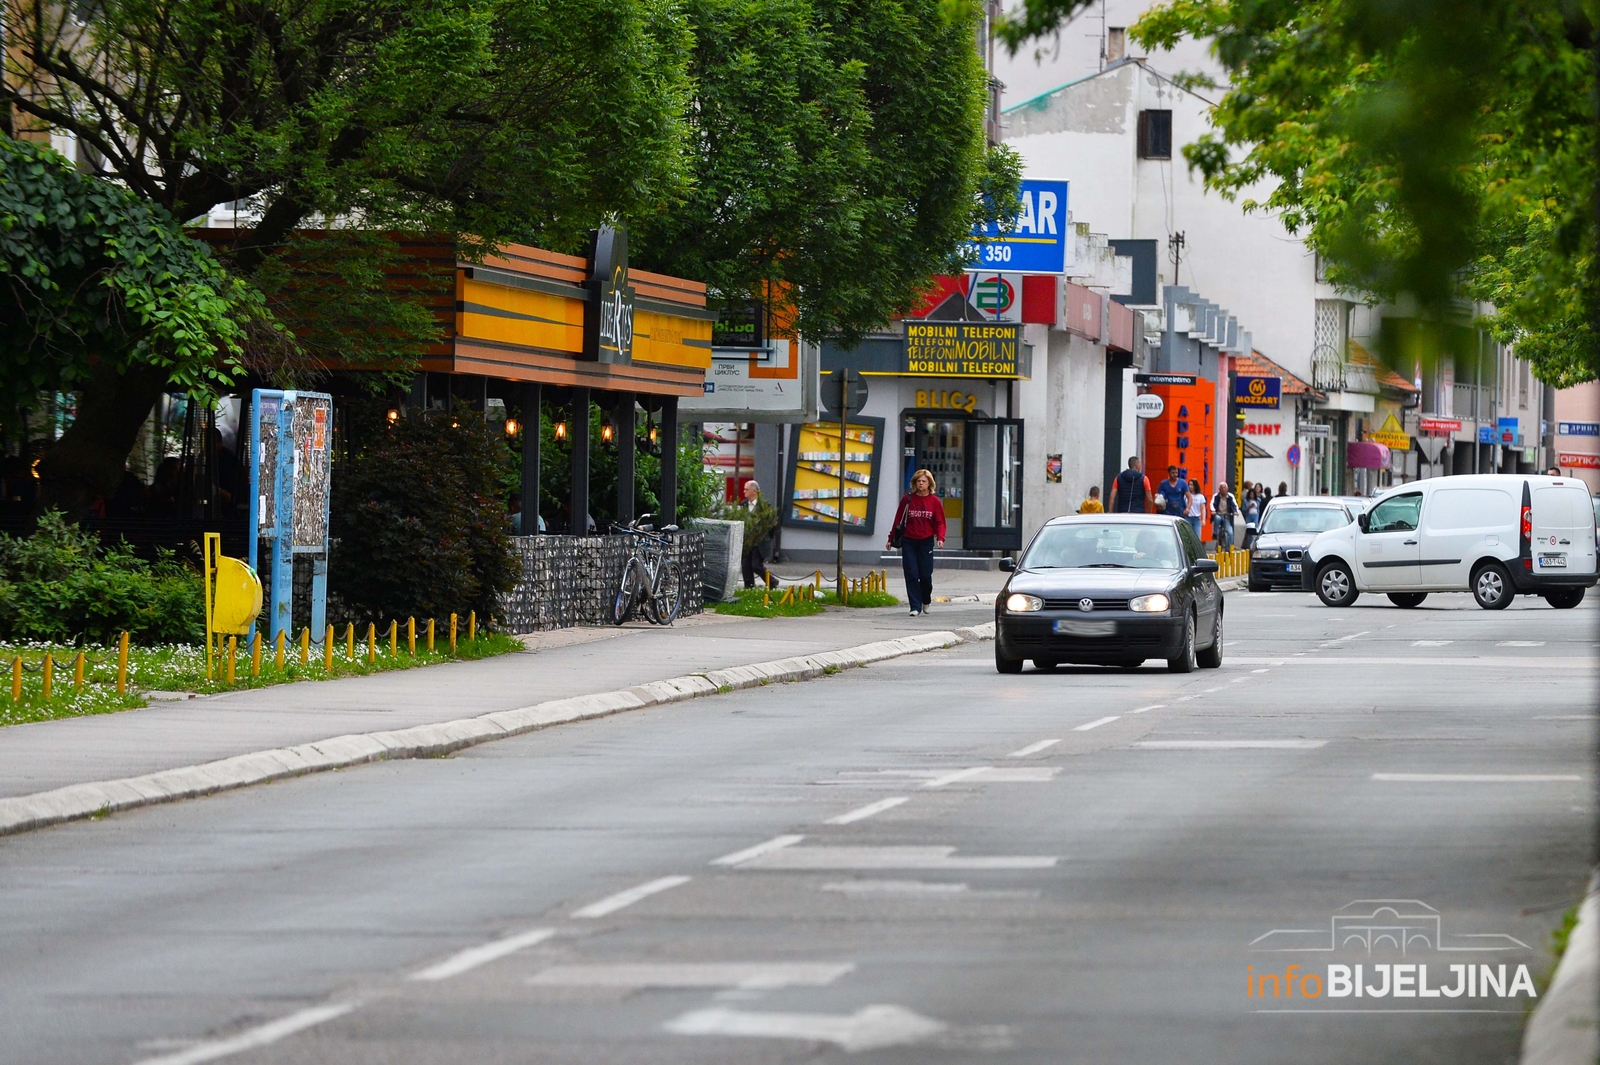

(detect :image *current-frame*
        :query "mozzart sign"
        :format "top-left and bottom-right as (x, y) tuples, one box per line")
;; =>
(1234, 375), (1281, 409)
(902, 322), (1022, 378)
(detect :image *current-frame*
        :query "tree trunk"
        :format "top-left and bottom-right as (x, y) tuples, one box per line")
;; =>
(33, 361), (171, 520)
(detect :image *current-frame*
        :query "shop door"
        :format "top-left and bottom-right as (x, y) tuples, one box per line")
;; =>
(910, 417), (967, 549)
(965, 418), (1024, 550)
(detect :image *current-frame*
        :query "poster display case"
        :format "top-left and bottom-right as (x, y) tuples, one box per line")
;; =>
(782, 416), (885, 535)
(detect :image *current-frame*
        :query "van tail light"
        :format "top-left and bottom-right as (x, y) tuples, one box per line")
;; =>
(1520, 504), (1532, 542)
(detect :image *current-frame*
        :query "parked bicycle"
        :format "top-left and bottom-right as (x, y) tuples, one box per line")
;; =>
(611, 516), (683, 625)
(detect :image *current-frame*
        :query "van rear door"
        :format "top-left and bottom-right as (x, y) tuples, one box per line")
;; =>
(1531, 484), (1598, 576)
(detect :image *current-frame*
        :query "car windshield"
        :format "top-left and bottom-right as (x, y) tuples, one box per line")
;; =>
(1022, 523), (1183, 571)
(1260, 507), (1349, 535)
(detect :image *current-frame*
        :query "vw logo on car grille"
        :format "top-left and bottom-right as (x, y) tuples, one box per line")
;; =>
(1078, 598), (1094, 612)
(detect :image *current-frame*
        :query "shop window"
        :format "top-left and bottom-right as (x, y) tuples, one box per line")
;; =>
(1138, 110), (1172, 160)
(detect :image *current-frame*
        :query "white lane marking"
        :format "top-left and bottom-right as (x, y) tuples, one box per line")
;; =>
(1499, 641), (1546, 647)
(922, 766), (992, 789)
(665, 1004), (946, 1053)
(1534, 715), (1593, 721)
(1135, 740), (1327, 750)
(1412, 640), (1453, 647)
(1202, 687), (1224, 693)
(409, 928), (556, 981)
(821, 880), (969, 895)
(1129, 703), (1166, 714)
(531, 962), (854, 990)
(1008, 738), (1061, 758)
(1230, 677), (1251, 683)
(1228, 656), (1593, 668)
(736, 845), (1057, 870)
(571, 876), (691, 919)
(1252, 668), (1270, 674)
(1372, 773), (1582, 783)
(1335, 631), (1370, 641)
(712, 835), (804, 867)
(133, 1003), (358, 1065)
(972, 767), (1059, 782)
(1073, 716), (1120, 732)
(826, 797), (908, 825)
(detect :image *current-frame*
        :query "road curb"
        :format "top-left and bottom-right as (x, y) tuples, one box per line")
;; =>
(0, 624), (996, 838)
(1521, 873), (1599, 1065)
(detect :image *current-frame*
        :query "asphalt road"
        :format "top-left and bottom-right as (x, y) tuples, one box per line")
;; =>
(1, 590), (1595, 1064)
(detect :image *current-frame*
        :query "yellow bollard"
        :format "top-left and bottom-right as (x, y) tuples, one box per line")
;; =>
(300, 627), (310, 666)
(274, 630), (286, 671)
(389, 620), (397, 657)
(450, 614), (458, 654)
(117, 631), (129, 694)
(468, 611), (476, 642)
(427, 618), (435, 653)
(42, 653), (52, 700)
(11, 656), (20, 701)
(324, 626), (334, 672)
(366, 622), (376, 663)
(407, 617), (416, 656)
(251, 631), (262, 677)
(226, 637), (237, 685)
(74, 651), (85, 693)
(346, 622), (355, 661)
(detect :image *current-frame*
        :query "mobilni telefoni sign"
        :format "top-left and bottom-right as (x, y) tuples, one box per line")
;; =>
(902, 322), (1023, 378)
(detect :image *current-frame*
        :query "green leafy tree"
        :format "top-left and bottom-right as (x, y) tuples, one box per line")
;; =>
(0, 137), (272, 516)
(994, 0), (1597, 385)
(330, 405), (518, 626)
(634, 0), (1021, 342)
(3, 0), (693, 506)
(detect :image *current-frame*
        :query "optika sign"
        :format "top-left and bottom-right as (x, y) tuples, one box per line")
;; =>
(1247, 963), (1537, 1001)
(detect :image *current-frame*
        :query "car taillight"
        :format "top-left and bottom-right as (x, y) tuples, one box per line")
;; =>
(1520, 504), (1532, 541)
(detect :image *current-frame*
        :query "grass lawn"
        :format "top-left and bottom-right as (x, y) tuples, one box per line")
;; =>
(0, 631), (522, 728)
(712, 586), (901, 618)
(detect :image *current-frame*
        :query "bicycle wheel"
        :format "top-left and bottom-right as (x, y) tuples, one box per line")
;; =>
(650, 560), (682, 624)
(612, 559), (641, 625)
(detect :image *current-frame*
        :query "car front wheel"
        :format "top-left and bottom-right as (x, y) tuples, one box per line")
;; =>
(1315, 561), (1359, 607)
(995, 644), (1023, 674)
(1472, 562), (1513, 610)
(1167, 612), (1197, 674)
(1197, 608), (1223, 669)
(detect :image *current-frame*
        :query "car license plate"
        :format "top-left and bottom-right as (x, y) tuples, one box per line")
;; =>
(1539, 554), (1567, 568)
(1054, 619), (1116, 636)
(1286, 563), (1301, 573)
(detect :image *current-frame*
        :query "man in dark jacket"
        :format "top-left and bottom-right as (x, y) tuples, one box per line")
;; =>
(1108, 457), (1153, 513)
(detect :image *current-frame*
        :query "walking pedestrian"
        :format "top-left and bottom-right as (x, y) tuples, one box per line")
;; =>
(1107, 456), (1153, 513)
(1185, 480), (1208, 540)
(889, 469), (945, 616)
(1278, 481), (1289, 497)
(1211, 481), (1239, 550)
(1078, 485), (1104, 513)
(1242, 488), (1261, 549)
(739, 480), (777, 589)
(1155, 466), (1192, 524)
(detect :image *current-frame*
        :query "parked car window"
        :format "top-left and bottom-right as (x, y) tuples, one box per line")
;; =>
(1366, 493), (1423, 533)
(1023, 523), (1183, 570)
(1260, 507), (1350, 535)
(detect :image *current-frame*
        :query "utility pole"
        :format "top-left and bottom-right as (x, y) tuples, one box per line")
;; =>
(1168, 231), (1186, 286)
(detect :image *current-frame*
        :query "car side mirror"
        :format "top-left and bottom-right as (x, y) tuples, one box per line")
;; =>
(1192, 558), (1220, 575)
(999, 557), (1016, 572)
(1357, 512), (1370, 532)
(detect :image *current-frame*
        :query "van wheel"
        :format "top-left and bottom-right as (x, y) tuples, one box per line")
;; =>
(995, 645), (1023, 674)
(1387, 593), (1427, 608)
(1544, 588), (1585, 609)
(1316, 561), (1359, 607)
(1472, 562), (1513, 610)
(1167, 612), (1197, 674)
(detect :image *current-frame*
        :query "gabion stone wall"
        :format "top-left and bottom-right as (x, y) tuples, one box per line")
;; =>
(499, 531), (706, 633)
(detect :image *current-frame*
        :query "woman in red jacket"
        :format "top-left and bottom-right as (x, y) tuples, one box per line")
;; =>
(888, 468), (946, 616)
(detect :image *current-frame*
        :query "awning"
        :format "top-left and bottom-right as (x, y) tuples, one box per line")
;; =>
(1240, 437), (1273, 459)
(1347, 441), (1391, 469)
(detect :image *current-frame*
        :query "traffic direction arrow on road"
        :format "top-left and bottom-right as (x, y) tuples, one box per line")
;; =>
(665, 1004), (947, 1053)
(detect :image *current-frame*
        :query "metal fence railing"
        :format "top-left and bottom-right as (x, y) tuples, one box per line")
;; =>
(498, 531), (706, 633)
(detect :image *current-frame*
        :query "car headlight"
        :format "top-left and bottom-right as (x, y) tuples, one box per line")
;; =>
(1253, 548), (1281, 560)
(1129, 593), (1170, 613)
(1005, 593), (1043, 612)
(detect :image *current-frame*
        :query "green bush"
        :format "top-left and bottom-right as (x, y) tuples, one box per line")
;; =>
(0, 512), (203, 644)
(330, 404), (519, 627)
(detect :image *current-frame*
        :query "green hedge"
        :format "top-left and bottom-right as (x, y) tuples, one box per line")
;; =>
(0, 512), (203, 644)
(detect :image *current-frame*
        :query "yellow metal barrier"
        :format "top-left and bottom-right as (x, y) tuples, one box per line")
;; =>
(1208, 548), (1250, 579)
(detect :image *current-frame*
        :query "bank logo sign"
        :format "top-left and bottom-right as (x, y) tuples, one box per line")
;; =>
(963, 179), (1069, 274)
(1234, 375), (1281, 409)
(1245, 899), (1537, 1011)
(968, 272), (1021, 322)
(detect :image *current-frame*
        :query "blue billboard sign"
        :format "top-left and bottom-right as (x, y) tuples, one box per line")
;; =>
(1477, 425), (1495, 444)
(964, 180), (1069, 274)
(1234, 375), (1281, 409)
(1558, 421), (1600, 437)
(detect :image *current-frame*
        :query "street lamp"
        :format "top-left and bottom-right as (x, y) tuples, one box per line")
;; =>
(553, 420), (567, 442)
(505, 417), (520, 437)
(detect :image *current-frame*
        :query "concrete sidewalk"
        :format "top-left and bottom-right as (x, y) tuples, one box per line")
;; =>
(0, 602), (996, 801)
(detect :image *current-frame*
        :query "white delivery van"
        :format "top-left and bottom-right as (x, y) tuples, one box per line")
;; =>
(1301, 474), (1598, 609)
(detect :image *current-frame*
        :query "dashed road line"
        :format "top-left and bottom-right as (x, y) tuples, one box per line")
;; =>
(571, 876), (691, 919)
(133, 1003), (359, 1065)
(1412, 640), (1452, 648)
(1128, 704), (1165, 714)
(825, 797), (908, 825)
(1136, 740), (1327, 750)
(1499, 641), (1546, 647)
(409, 928), (557, 981)
(1073, 716), (1120, 732)
(1371, 773), (1581, 783)
(1008, 738), (1061, 758)
(712, 835), (804, 867)
(921, 766), (992, 789)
